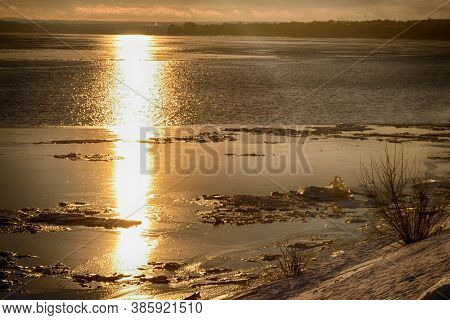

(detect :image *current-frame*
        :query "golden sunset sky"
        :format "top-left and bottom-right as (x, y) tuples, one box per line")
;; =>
(0, 0), (449, 21)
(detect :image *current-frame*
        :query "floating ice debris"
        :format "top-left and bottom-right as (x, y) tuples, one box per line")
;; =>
(195, 192), (309, 225)
(351, 132), (450, 143)
(0, 210), (70, 234)
(139, 275), (170, 284)
(391, 124), (450, 131)
(143, 132), (236, 144)
(0, 251), (37, 260)
(331, 250), (345, 258)
(53, 153), (124, 161)
(0, 204), (140, 233)
(222, 125), (450, 143)
(223, 127), (308, 137)
(201, 268), (232, 275)
(0, 279), (13, 291)
(72, 273), (129, 283)
(0, 251), (16, 259)
(0, 258), (10, 268)
(299, 176), (352, 201)
(59, 201), (88, 207)
(194, 178), (363, 225)
(33, 263), (69, 275)
(35, 139), (119, 145)
(222, 124), (371, 138)
(160, 262), (183, 271)
(196, 206), (308, 225)
(225, 153), (265, 157)
(327, 205), (345, 218)
(30, 213), (141, 229)
(0, 251), (69, 292)
(148, 262), (184, 271)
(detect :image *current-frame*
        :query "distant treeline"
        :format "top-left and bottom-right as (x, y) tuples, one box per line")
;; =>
(167, 20), (450, 39)
(0, 20), (168, 35)
(1, 19), (450, 39)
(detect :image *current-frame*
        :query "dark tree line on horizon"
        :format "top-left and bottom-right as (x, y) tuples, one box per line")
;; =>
(0, 20), (167, 35)
(0, 19), (449, 39)
(167, 20), (450, 39)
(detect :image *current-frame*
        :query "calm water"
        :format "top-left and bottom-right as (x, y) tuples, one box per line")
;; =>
(0, 33), (449, 126)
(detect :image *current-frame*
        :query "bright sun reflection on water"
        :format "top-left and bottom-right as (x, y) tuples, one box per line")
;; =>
(112, 34), (161, 133)
(111, 35), (160, 275)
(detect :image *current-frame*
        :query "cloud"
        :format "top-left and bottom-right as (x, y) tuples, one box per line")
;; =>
(73, 1), (450, 21)
(74, 4), (224, 20)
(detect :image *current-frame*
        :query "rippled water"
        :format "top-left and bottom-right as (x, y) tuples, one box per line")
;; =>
(0, 33), (449, 126)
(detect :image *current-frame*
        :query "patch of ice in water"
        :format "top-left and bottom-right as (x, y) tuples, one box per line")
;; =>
(299, 176), (352, 201)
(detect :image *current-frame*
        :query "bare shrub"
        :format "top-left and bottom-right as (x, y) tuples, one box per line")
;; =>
(358, 146), (448, 245)
(275, 244), (314, 278)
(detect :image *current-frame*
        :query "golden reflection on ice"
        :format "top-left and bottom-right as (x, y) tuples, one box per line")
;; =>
(110, 35), (161, 275)
(113, 139), (154, 275)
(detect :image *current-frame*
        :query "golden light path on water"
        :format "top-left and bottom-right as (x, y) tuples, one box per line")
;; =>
(110, 35), (160, 276)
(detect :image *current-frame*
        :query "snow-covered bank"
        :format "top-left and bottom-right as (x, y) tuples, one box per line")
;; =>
(239, 232), (449, 300)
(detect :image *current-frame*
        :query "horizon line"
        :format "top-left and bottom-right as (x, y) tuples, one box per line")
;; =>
(1, 17), (449, 24)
